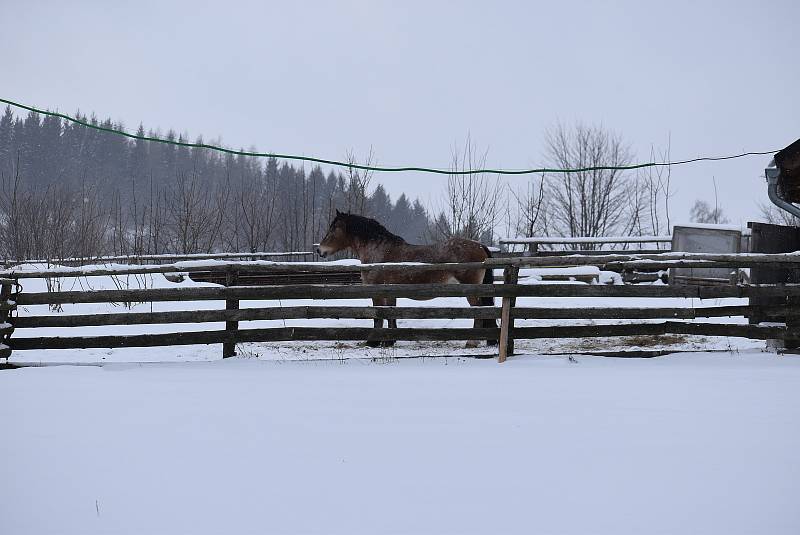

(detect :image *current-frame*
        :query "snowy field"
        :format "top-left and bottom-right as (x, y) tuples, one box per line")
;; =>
(2, 353), (799, 534)
(3, 267), (800, 534)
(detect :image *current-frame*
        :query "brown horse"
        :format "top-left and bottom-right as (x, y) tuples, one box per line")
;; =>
(316, 210), (497, 347)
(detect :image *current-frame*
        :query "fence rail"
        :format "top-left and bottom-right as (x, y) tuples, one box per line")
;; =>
(13, 282), (800, 307)
(10, 322), (788, 352)
(2, 253), (799, 363)
(3, 251), (315, 268)
(4, 252), (800, 280)
(500, 235), (673, 246)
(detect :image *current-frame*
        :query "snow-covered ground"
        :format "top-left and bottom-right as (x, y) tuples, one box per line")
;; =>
(3, 268), (798, 534)
(2, 353), (799, 534)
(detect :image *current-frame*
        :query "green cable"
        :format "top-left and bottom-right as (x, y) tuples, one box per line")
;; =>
(0, 97), (779, 176)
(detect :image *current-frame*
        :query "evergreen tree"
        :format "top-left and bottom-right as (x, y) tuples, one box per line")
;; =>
(0, 106), (14, 174)
(368, 184), (393, 223)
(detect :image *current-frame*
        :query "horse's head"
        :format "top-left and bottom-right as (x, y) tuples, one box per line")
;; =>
(316, 210), (351, 258)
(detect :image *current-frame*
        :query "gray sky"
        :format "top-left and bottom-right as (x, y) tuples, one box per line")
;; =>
(4, 0), (799, 228)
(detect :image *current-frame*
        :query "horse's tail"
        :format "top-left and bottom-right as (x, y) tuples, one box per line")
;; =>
(480, 245), (495, 307)
(480, 244), (498, 346)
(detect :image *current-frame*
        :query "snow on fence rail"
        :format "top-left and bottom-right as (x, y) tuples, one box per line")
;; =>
(1, 254), (799, 364)
(499, 235), (674, 257)
(500, 235), (674, 245)
(4, 252), (800, 279)
(2, 251), (315, 268)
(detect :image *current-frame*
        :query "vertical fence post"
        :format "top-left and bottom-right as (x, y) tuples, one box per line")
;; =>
(223, 269), (239, 358)
(787, 296), (800, 350)
(498, 265), (519, 363)
(0, 278), (14, 360)
(748, 222), (800, 350)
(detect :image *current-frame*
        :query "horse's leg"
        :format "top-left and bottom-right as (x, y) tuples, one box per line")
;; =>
(366, 297), (385, 347)
(382, 297), (397, 347)
(465, 296), (483, 348)
(481, 299), (499, 347)
(479, 268), (499, 346)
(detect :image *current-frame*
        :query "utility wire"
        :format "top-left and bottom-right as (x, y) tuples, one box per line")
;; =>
(0, 97), (780, 176)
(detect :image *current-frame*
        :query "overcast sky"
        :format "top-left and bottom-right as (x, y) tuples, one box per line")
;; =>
(4, 0), (799, 228)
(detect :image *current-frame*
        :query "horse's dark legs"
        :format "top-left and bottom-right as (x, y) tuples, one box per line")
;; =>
(466, 295), (498, 347)
(380, 297), (397, 347)
(366, 297), (397, 347)
(385, 297), (398, 330)
(366, 297), (384, 347)
(465, 296), (483, 348)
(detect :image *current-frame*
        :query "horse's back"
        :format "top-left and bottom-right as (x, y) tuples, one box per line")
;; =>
(361, 238), (488, 286)
(404, 238), (488, 264)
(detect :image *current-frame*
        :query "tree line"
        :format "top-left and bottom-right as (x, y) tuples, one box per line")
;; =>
(0, 107), (431, 261)
(2, 104), (753, 262)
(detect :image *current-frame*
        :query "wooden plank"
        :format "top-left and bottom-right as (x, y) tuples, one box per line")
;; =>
(12, 304), (797, 329)
(2, 261), (487, 279)
(8, 251), (316, 266)
(503, 249), (671, 258)
(10, 322), (786, 351)
(500, 236), (673, 245)
(189, 270), (363, 286)
(11, 306), (498, 327)
(10, 327), (501, 350)
(6, 252), (800, 279)
(15, 282), (800, 306)
(513, 322), (786, 340)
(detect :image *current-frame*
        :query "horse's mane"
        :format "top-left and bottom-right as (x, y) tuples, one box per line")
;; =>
(338, 213), (406, 244)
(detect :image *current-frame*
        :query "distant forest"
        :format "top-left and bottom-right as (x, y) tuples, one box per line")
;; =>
(0, 107), (433, 260)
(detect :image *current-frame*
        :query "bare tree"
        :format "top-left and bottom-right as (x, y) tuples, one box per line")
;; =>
(164, 170), (228, 253)
(544, 123), (634, 242)
(433, 136), (504, 242)
(758, 201), (800, 227)
(0, 157), (24, 261)
(72, 177), (111, 259)
(689, 176), (730, 225)
(344, 148), (375, 215)
(690, 199), (729, 224)
(146, 174), (168, 255)
(231, 163), (278, 252)
(631, 142), (673, 241)
(510, 174), (548, 238)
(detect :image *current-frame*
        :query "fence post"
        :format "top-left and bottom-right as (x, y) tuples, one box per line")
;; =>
(223, 269), (239, 358)
(0, 278), (15, 360)
(787, 297), (800, 350)
(498, 265), (519, 363)
(748, 222), (800, 350)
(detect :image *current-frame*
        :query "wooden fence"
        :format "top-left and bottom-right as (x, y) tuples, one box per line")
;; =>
(1, 253), (799, 363)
